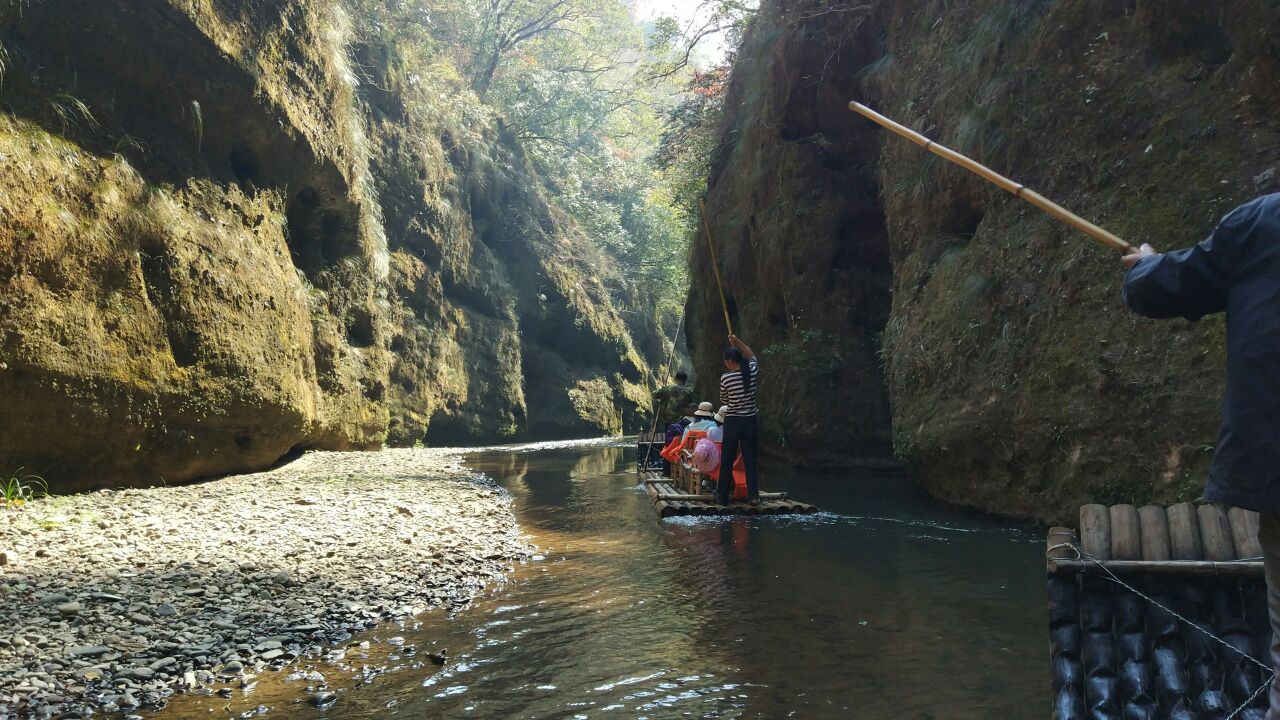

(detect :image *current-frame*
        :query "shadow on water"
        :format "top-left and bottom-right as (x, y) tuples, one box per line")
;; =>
(162, 441), (1048, 719)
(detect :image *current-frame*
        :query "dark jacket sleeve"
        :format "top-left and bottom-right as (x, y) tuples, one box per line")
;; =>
(1123, 211), (1245, 320)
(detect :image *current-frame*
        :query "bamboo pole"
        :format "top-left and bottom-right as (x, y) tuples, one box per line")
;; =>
(655, 491), (787, 502)
(1048, 559), (1264, 577)
(848, 102), (1138, 255)
(699, 198), (735, 335)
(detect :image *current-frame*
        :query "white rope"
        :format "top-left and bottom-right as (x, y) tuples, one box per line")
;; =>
(1059, 541), (1276, 717)
(1227, 675), (1271, 720)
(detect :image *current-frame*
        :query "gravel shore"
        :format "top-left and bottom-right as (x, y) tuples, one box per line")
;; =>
(0, 448), (531, 718)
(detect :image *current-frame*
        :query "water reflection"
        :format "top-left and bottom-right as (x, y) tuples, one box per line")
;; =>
(161, 443), (1048, 719)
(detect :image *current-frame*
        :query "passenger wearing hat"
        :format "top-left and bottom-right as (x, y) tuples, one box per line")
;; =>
(681, 402), (719, 442)
(708, 406), (727, 442)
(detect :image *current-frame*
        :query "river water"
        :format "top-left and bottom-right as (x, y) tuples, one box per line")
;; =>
(167, 440), (1049, 718)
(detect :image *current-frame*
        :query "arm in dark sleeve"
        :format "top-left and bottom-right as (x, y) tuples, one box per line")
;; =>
(1123, 222), (1238, 321)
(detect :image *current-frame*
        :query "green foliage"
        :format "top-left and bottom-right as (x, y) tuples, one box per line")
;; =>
(655, 66), (729, 223)
(955, 4), (1017, 68)
(47, 92), (98, 133)
(189, 99), (203, 153)
(351, 0), (744, 329)
(1, 469), (48, 507)
(762, 328), (840, 374)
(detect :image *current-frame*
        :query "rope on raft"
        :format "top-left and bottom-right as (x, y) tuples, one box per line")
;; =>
(1056, 540), (1275, 719)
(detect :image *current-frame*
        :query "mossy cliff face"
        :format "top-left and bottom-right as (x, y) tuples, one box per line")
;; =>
(0, 0), (648, 491)
(693, 0), (1280, 522)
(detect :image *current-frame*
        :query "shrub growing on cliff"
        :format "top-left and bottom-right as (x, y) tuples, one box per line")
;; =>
(47, 93), (98, 133)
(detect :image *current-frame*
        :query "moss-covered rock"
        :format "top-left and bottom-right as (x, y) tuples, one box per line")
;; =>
(0, 0), (651, 491)
(693, 0), (1280, 522)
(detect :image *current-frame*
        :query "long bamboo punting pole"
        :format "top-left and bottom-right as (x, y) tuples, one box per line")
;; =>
(1048, 559), (1264, 577)
(655, 491), (788, 502)
(699, 198), (735, 335)
(848, 102), (1138, 255)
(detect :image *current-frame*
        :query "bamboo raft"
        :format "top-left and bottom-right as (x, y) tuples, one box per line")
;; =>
(636, 430), (666, 473)
(641, 457), (818, 518)
(1046, 503), (1270, 719)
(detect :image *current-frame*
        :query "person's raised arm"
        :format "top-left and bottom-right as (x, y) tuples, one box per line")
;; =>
(1121, 201), (1254, 320)
(728, 334), (755, 360)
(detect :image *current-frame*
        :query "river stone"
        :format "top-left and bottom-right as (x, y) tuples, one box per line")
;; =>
(67, 646), (110, 658)
(56, 603), (83, 616)
(148, 657), (177, 671)
(153, 604), (176, 617)
(115, 667), (155, 681)
(310, 691), (337, 708)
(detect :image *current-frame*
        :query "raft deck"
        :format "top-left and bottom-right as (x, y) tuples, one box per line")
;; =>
(641, 459), (818, 517)
(1046, 502), (1270, 719)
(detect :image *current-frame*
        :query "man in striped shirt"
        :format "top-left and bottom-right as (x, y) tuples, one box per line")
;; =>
(717, 334), (761, 505)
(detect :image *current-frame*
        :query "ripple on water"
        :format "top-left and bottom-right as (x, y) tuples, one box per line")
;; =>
(161, 445), (1048, 719)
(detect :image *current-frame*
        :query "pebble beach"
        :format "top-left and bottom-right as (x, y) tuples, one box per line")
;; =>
(0, 448), (531, 718)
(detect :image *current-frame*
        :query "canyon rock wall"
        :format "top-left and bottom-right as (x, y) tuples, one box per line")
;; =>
(0, 0), (650, 491)
(692, 0), (1280, 522)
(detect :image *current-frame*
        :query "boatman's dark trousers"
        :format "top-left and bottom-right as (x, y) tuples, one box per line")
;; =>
(716, 415), (759, 504)
(1261, 513), (1280, 718)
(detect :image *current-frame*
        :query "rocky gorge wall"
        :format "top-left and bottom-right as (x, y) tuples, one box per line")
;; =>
(0, 0), (651, 491)
(691, 0), (1280, 522)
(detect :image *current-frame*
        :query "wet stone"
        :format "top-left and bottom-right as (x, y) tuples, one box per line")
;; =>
(0, 448), (526, 717)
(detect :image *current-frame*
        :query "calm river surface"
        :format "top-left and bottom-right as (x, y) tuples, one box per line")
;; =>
(175, 440), (1048, 718)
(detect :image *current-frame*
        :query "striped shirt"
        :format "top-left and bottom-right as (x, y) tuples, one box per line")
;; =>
(720, 357), (760, 417)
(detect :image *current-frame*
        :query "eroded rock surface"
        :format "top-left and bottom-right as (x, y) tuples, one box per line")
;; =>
(0, 0), (651, 490)
(691, 0), (1280, 521)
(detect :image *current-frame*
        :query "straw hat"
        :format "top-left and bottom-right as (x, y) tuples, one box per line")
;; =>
(714, 405), (728, 423)
(694, 401), (715, 418)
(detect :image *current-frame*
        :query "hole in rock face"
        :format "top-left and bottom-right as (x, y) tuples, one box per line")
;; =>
(389, 335), (407, 353)
(234, 432), (252, 451)
(362, 380), (386, 402)
(346, 308), (376, 348)
(138, 240), (200, 368)
(835, 207), (891, 272)
(286, 187), (353, 279)
(940, 196), (985, 240)
(228, 143), (260, 185)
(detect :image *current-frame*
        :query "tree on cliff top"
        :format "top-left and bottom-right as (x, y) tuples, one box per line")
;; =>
(358, 0), (744, 329)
